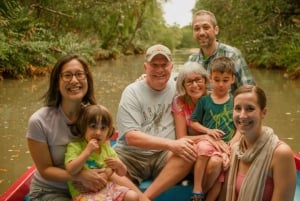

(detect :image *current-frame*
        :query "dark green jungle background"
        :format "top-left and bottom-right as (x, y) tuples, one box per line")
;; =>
(0, 0), (300, 79)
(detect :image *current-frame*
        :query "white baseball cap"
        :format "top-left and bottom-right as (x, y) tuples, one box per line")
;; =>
(145, 44), (172, 62)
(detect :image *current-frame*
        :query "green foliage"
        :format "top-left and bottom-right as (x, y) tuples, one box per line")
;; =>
(277, 31), (300, 70)
(154, 25), (183, 51)
(1, 0), (299, 79)
(55, 33), (97, 65)
(177, 25), (197, 49)
(0, 0), (37, 75)
(192, 0), (300, 77)
(1, 0), (180, 79)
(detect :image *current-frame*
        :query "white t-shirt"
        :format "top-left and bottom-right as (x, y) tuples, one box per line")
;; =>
(115, 79), (176, 155)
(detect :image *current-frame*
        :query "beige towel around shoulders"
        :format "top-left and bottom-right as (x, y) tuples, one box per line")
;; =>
(226, 126), (279, 201)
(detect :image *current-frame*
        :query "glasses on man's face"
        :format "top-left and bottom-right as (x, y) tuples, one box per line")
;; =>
(184, 78), (205, 87)
(60, 71), (87, 82)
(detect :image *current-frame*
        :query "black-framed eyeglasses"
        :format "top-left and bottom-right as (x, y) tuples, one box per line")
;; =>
(184, 78), (205, 86)
(60, 71), (87, 82)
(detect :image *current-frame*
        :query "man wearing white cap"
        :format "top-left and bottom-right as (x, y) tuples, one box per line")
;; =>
(114, 44), (197, 200)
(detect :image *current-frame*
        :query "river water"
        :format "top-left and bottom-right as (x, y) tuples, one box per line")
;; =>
(0, 50), (300, 194)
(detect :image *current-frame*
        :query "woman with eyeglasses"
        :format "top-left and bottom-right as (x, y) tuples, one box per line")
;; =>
(172, 60), (236, 201)
(172, 61), (220, 201)
(172, 61), (209, 140)
(26, 54), (105, 200)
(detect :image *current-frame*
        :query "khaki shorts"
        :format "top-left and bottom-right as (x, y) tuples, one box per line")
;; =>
(114, 147), (168, 185)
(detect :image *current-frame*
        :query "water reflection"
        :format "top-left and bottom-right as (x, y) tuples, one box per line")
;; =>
(252, 68), (300, 152)
(93, 55), (145, 118)
(0, 51), (299, 194)
(0, 78), (47, 193)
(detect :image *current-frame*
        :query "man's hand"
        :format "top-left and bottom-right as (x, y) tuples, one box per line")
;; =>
(169, 138), (197, 163)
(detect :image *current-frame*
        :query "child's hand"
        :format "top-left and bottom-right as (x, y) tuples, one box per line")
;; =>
(104, 157), (121, 170)
(206, 129), (224, 140)
(105, 157), (127, 176)
(86, 139), (100, 154)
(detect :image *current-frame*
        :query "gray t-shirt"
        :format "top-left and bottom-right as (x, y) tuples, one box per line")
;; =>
(115, 79), (176, 155)
(27, 106), (76, 189)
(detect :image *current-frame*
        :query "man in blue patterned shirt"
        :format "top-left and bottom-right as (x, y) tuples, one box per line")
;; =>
(189, 10), (256, 93)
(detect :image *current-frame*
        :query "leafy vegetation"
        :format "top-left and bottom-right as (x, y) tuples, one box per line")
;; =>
(0, 0), (299, 80)
(0, 0), (176, 79)
(189, 0), (300, 78)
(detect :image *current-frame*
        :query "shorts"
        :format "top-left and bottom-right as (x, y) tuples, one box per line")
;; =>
(194, 138), (231, 171)
(29, 179), (71, 201)
(194, 140), (222, 157)
(114, 147), (168, 185)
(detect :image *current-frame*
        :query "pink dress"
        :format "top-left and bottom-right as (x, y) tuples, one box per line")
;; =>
(73, 182), (128, 201)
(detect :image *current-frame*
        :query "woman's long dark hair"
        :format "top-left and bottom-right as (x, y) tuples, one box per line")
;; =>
(43, 54), (97, 107)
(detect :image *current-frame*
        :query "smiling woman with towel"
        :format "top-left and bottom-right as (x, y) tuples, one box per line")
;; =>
(218, 85), (296, 201)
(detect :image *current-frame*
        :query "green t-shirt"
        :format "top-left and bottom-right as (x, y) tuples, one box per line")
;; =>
(190, 94), (235, 142)
(65, 140), (118, 197)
